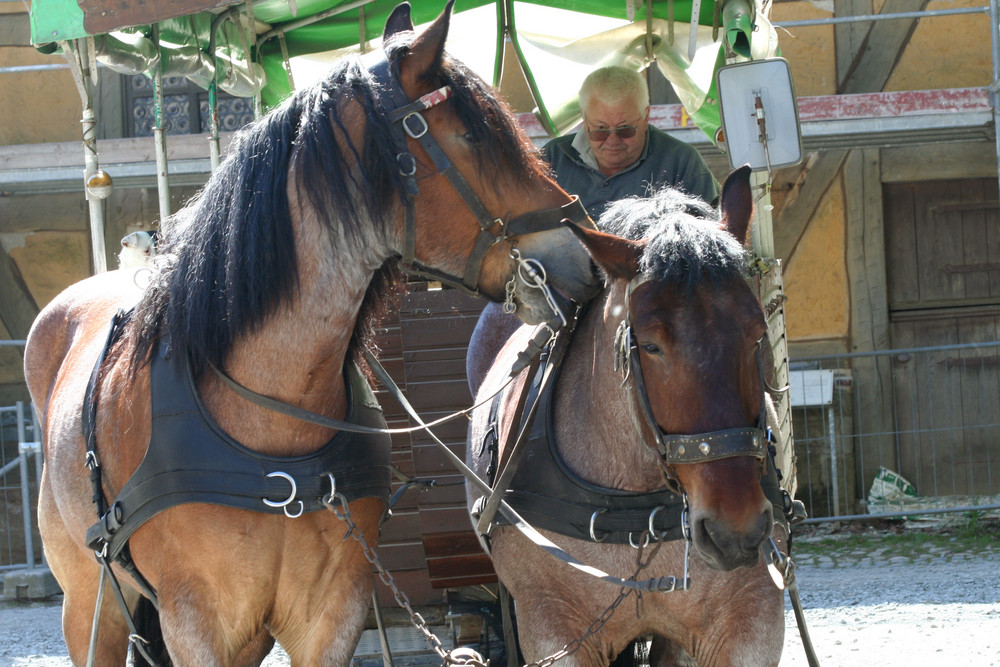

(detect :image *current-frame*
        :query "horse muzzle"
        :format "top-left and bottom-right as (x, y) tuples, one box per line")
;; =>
(690, 502), (773, 571)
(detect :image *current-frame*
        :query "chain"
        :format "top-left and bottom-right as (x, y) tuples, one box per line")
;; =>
(503, 249), (567, 327)
(763, 293), (787, 319)
(503, 273), (517, 314)
(326, 488), (665, 667)
(524, 540), (663, 667)
(324, 491), (487, 667)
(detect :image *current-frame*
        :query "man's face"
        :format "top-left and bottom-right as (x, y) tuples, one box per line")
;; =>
(583, 95), (650, 176)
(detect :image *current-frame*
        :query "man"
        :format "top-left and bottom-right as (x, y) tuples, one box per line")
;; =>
(467, 66), (719, 393)
(542, 65), (718, 218)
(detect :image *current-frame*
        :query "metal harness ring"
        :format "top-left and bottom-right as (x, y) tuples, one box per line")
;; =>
(589, 509), (608, 542)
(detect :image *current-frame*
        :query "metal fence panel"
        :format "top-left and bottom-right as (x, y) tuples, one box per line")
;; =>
(1, 403), (42, 571)
(790, 342), (1000, 521)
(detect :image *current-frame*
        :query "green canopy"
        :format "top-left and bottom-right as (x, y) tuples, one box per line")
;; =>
(30, 0), (778, 140)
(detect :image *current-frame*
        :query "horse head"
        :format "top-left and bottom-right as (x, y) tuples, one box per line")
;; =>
(377, 1), (600, 325)
(565, 166), (773, 570)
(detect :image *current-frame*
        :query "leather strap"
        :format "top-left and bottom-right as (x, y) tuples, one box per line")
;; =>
(367, 51), (592, 296)
(364, 349), (687, 593)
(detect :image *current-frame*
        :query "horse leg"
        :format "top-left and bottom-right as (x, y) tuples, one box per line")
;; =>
(267, 501), (386, 666)
(277, 572), (370, 666)
(651, 573), (784, 667)
(648, 635), (696, 667)
(232, 629), (276, 667)
(39, 483), (131, 665)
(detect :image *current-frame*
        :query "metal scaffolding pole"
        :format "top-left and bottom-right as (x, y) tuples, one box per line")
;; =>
(991, 0), (1000, 192)
(60, 37), (108, 274)
(151, 25), (172, 228)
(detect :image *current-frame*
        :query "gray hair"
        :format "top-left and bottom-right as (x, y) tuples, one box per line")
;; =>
(579, 66), (650, 115)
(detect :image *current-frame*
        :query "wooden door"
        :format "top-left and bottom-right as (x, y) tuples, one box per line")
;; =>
(883, 178), (1000, 497)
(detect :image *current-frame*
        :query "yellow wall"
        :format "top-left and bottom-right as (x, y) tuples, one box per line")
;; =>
(771, 2), (837, 96)
(0, 11), (81, 145)
(782, 177), (849, 341)
(7, 230), (91, 307)
(887, 0), (992, 91)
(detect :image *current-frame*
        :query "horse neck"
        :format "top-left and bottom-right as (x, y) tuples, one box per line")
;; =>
(200, 196), (394, 457)
(552, 287), (665, 493)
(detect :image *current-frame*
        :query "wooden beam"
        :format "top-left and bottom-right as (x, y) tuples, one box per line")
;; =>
(773, 149), (848, 262)
(835, 1), (872, 88)
(838, 0), (931, 94)
(881, 142), (999, 183)
(845, 147), (898, 489)
(0, 192), (90, 233)
(846, 148), (891, 353)
(0, 250), (40, 340)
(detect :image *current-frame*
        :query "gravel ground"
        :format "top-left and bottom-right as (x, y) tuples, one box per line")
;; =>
(3, 529), (998, 666)
(779, 531), (1000, 666)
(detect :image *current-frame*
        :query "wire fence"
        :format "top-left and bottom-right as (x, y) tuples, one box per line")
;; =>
(0, 402), (42, 571)
(790, 341), (1000, 523)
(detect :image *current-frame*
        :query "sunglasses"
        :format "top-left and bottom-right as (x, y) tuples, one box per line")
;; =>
(586, 125), (639, 141)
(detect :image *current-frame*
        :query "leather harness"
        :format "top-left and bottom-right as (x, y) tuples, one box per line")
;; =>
(472, 295), (790, 547)
(83, 310), (392, 587)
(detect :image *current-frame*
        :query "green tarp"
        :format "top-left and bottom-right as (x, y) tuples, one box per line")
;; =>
(29, 0), (778, 140)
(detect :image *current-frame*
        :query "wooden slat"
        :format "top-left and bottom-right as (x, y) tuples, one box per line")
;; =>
(375, 542), (428, 572)
(423, 573), (497, 590)
(419, 506), (477, 535)
(422, 531), (485, 559)
(379, 510), (423, 543)
(426, 553), (494, 581)
(374, 570), (441, 607)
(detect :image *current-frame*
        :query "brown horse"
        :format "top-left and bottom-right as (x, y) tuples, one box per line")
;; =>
(23, 3), (599, 665)
(466, 167), (789, 666)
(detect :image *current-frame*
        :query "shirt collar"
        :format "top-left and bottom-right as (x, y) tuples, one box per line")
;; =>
(571, 129), (601, 171)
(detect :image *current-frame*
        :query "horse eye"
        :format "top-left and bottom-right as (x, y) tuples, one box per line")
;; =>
(640, 343), (661, 355)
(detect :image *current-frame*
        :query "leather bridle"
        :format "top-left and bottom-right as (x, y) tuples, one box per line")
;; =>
(615, 274), (769, 477)
(368, 53), (590, 296)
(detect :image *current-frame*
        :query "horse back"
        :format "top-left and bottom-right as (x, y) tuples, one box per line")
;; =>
(465, 302), (525, 396)
(24, 269), (149, 420)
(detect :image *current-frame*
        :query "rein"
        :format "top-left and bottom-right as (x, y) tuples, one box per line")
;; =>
(368, 53), (590, 296)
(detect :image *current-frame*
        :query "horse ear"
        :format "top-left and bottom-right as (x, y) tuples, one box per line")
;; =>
(719, 164), (754, 244)
(562, 222), (644, 282)
(396, 0), (453, 85)
(383, 2), (415, 40)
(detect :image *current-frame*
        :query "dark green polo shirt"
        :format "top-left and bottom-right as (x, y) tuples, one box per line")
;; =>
(542, 126), (719, 220)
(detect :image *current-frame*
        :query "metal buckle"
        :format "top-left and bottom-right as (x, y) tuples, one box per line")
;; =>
(764, 536), (792, 590)
(628, 531), (651, 549)
(402, 112), (428, 139)
(396, 152), (417, 177)
(647, 505), (668, 541)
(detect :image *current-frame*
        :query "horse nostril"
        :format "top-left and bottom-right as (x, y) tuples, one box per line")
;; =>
(740, 509), (773, 552)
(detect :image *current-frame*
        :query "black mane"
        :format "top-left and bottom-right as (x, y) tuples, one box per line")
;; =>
(598, 186), (749, 291)
(131, 45), (537, 374)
